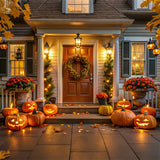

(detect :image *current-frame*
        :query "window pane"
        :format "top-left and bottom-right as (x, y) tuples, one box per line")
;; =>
(75, 0), (81, 4)
(75, 5), (82, 12)
(68, 0), (74, 4)
(68, 5), (74, 12)
(82, 0), (89, 4)
(82, 5), (89, 13)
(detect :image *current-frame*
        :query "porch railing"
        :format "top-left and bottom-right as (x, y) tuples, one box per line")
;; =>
(0, 82), (37, 111)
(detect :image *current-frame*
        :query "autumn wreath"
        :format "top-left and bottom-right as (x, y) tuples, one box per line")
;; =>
(65, 55), (90, 80)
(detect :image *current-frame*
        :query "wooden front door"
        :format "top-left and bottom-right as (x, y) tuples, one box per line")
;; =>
(63, 45), (93, 103)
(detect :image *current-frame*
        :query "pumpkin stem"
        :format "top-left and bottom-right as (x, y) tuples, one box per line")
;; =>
(119, 106), (126, 111)
(32, 109), (37, 114)
(16, 114), (20, 117)
(144, 110), (148, 115)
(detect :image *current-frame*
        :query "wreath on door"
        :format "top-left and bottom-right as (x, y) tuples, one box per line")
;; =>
(65, 54), (90, 80)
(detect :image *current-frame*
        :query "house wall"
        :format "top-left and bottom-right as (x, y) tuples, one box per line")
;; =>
(44, 35), (112, 102)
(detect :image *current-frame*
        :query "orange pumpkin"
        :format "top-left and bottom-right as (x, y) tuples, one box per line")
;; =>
(111, 106), (136, 126)
(5, 114), (27, 131)
(141, 104), (156, 117)
(43, 104), (58, 116)
(2, 108), (19, 117)
(116, 99), (131, 110)
(22, 101), (37, 113)
(27, 109), (45, 126)
(134, 111), (157, 129)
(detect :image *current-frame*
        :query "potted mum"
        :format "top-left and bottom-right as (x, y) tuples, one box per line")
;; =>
(123, 77), (157, 107)
(6, 77), (35, 107)
(96, 92), (108, 105)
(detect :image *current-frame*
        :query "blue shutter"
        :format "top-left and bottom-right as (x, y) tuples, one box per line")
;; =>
(147, 46), (157, 77)
(0, 44), (7, 76)
(122, 41), (131, 77)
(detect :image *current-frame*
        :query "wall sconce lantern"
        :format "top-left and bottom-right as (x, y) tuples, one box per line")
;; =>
(153, 44), (160, 56)
(0, 42), (8, 50)
(15, 48), (22, 60)
(44, 42), (50, 55)
(147, 38), (155, 50)
(75, 33), (82, 48)
(106, 43), (113, 55)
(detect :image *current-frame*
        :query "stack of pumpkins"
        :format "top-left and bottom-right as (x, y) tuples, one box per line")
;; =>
(2, 100), (58, 131)
(98, 99), (157, 129)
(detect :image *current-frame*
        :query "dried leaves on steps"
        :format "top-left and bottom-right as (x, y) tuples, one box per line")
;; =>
(0, 150), (10, 160)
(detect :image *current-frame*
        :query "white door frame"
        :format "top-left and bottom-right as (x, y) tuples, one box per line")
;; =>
(57, 39), (98, 103)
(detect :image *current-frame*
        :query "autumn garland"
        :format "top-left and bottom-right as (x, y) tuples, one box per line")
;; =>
(65, 55), (90, 80)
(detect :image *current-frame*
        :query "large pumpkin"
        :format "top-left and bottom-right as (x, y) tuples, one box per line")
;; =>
(22, 101), (37, 113)
(2, 108), (19, 117)
(98, 104), (113, 116)
(5, 114), (27, 131)
(27, 109), (45, 126)
(141, 104), (156, 117)
(134, 111), (157, 129)
(43, 104), (58, 116)
(116, 99), (131, 110)
(111, 107), (136, 126)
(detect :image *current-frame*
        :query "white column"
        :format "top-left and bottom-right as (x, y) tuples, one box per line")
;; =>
(36, 34), (45, 102)
(112, 35), (120, 103)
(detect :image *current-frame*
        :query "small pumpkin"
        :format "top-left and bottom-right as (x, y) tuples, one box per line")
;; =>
(111, 106), (136, 126)
(98, 103), (113, 116)
(134, 111), (157, 129)
(141, 104), (156, 117)
(2, 108), (19, 117)
(43, 104), (58, 116)
(27, 109), (45, 126)
(22, 101), (37, 113)
(116, 99), (131, 110)
(5, 114), (27, 131)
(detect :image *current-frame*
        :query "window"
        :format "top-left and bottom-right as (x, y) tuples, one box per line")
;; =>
(131, 42), (146, 76)
(10, 44), (25, 76)
(134, 0), (153, 10)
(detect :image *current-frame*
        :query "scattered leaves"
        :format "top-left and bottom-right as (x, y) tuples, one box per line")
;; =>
(91, 124), (99, 128)
(111, 129), (117, 131)
(63, 132), (67, 135)
(0, 150), (10, 160)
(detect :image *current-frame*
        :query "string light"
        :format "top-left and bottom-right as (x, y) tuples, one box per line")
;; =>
(44, 88), (48, 92)
(44, 78), (47, 81)
(48, 84), (51, 87)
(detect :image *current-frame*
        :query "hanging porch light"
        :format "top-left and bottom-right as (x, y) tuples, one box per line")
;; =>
(44, 42), (50, 55)
(147, 38), (155, 50)
(0, 42), (8, 50)
(153, 44), (160, 56)
(106, 43), (113, 55)
(74, 33), (82, 48)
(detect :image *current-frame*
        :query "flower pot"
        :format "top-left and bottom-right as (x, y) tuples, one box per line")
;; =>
(98, 98), (106, 105)
(130, 88), (154, 107)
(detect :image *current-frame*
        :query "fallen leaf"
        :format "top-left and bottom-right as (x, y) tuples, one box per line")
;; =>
(86, 130), (90, 133)
(0, 150), (10, 159)
(63, 132), (67, 135)
(111, 129), (117, 131)
(79, 122), (83, 125)
(103, 124), (108, 126)
(80, 113), (85, 115)
(86, 111), (89, 114)
(91, 124), (99, 128)
(101, 128), (106, 131)
(67, 125), (70, 128)
(73, 112), (76, 115)
(78, 129), (83, 133)
(78, 126), (81, 129)
(77, 113), (80, 115)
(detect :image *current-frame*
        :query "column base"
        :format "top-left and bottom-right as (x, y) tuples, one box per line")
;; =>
(111, 96), (119, 110)
(35, 98), (46, 111)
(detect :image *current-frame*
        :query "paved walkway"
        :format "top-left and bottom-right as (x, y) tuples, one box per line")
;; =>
(0, 124), (160, 160)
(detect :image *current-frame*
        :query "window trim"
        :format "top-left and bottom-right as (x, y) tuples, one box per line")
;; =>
(133, 0), (153, 10)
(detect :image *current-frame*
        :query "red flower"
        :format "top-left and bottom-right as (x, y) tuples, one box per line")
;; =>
(19, 86), (22, 88)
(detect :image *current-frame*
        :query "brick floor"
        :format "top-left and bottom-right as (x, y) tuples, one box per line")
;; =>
(0, 124), (160, 160)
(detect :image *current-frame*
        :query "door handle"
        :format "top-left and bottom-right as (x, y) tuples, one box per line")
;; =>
(90, 73), (93, 85)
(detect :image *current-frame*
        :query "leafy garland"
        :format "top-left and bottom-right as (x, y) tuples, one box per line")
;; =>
(65, 54), (90, 80)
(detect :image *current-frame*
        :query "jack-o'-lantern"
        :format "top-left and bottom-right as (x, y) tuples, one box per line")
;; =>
(22, 101), (37, 113)
(43, 104), (58, 116)
(98, 103), (113, 116)
(5, 114), (27, 131)
(141, 104), (156, 117)
(27, 109), (45, 126)
(116, 99), (131, 110)
(111, 106), (136, 126)
(134, 111), (157, 129)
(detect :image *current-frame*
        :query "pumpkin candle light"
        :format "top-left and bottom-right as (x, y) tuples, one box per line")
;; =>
(116, 99), (131, 110)
(141, 104), (156, 117)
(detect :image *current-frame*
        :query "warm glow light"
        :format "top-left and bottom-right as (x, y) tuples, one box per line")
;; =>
(48, 69), (52, 72)
(15, 121), (19, 124)
(147, 38), (155, 50)
(11, 119), (15, 122)
(20, 71), (24, 76)
(44, 78), (47, 81)
(44, 88), (48, 92)
(75, 33), (82, 48)
(133, 96), (135, 100)
(153, 47), (160, 56)
(133, 56), (136, 60)
(146, 104), (149, 108)
(22, 129), (25, 134)
(48, 84), (51, 87)
(19, 119), (22, 122)
(106, 43), (113, 55)
(29, 127), (32, 131)
(123, 98), (126, 101)
(8, 130), (11, 134)
(0, 42), (8, 50)
(106, 80), (110, 83)
(10, 103), (13, 108)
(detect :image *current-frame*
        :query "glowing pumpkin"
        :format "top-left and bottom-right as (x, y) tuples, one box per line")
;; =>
(111, 106), (136, 126)
(141, 104), (156, 117)
(98, 104), (113, 116)
(2, 108), (19, 118)
(5, 114), (27, 131)
(43, 104), (58, 116)
(116, 99), (131, 110)
(134, 111), (157, 129)
(22, 101), (37, 113)
(27, 109), (45, 126)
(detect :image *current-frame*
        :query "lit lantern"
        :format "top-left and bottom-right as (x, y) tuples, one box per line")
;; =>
(22, 101), (37, 113)
(106, 43), (113, 55)
(153, 45), (160, 56)
(147, 38), (155, 50)
(134, 111), (157, 129)
(44, 42), (49, 55)
(75, 33), (82, 48)
(5, 114), (27, 131)
(2, 103), (19, 118)
(116, 99), (132, 110)
(43, 104), (58, 116)
(141, 104), (156, 117)
(0, 42), (8, 50)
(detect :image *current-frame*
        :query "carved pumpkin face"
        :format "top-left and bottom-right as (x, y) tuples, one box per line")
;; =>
(22, 101), (37, 113)
(141, 104), (156, 117)
(5, 114), (27, 131)
(2, 108), (19, 117)
(116, 99), (131, 110)
(134, 111), (157, 129)
(43, 104), (58, 116)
